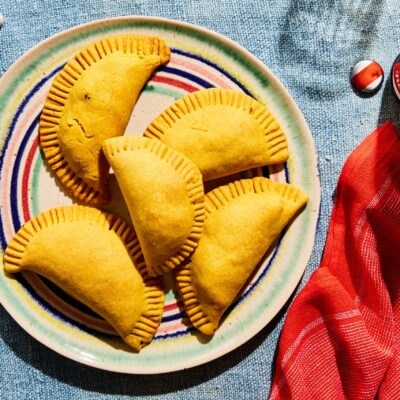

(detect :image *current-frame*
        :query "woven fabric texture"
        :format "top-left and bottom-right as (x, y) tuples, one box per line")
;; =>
(270, 121), (400, 399)
(0, 1), (399, 399)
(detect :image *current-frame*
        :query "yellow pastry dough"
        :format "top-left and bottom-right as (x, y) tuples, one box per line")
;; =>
(175, 177), (308, 335)
(39, 35), (171, 204)
(144, 88), (288, 180)
(103, 136), (205, 277)
(3, 206), (164, 351)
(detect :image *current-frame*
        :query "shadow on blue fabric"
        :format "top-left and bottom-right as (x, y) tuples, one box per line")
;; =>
(279, 0), (384, 100)
(0, 298), (293, 396)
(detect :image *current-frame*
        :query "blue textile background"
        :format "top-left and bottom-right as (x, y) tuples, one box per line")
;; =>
(0, 1), (399, 399)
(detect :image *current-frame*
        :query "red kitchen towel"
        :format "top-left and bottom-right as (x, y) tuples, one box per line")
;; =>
(270, 121), (400, 399)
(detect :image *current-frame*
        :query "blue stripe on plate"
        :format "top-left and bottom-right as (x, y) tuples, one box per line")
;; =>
(160, 66), (215, 88)
(171, 47), (254, 97)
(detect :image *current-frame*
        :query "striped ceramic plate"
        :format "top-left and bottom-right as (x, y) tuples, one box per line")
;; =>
(0, 17), (320, 373)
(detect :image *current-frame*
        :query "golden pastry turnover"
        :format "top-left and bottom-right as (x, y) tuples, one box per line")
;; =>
(103, 136), (205, 277)
(175, 177), (308, 335)
(39, 35), (170, 204)
(3, 206), (164, 351)
(144, 88), (288, 180)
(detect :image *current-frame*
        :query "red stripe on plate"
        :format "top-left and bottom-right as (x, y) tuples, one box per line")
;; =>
(164, 301), (181, 312)
(150, 76), (199, 92)
(21, 136), (39, 223)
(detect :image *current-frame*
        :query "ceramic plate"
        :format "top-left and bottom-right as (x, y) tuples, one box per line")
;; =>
(0, 16), (320, 373)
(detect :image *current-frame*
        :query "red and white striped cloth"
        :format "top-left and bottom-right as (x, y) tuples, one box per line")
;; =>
(270, 121), (400, 399)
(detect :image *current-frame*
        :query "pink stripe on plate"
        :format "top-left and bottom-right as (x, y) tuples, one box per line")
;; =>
(170, 54), (234, 89)
(157, 318), (192, 335)
(269, 164), (284, 182)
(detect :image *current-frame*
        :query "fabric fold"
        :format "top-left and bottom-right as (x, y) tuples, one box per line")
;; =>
(270, 121), (400, 399)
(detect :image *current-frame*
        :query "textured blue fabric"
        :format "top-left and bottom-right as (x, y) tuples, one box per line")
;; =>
(0, 1), (398, 399)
